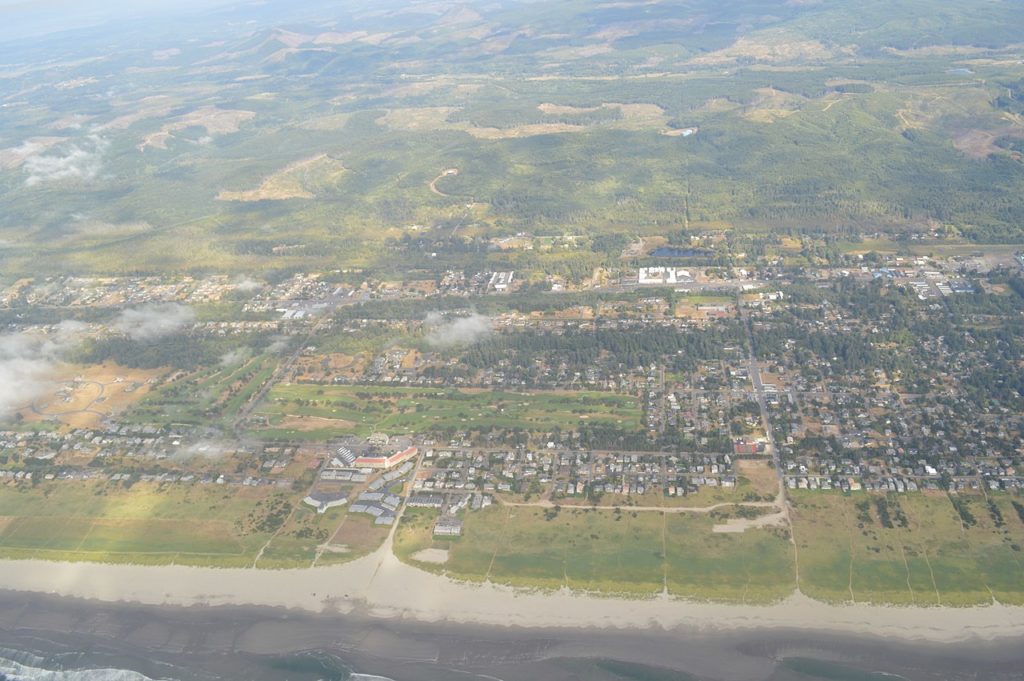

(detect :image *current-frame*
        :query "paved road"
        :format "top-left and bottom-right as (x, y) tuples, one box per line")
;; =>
(738, 299), (788, 509)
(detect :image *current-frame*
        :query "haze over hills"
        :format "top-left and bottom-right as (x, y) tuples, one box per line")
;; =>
(0, 0), (1021, 277)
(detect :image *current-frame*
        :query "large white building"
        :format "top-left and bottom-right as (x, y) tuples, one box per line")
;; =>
(638, 267), (692, 285)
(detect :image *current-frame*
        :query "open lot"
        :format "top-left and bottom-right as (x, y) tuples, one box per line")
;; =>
(0, 481), (279, 566)
(254, 385), (642, 439)
(399, 504), (794, 601)
(790, 491), (1024, 606)
(20, 363), (164, 430)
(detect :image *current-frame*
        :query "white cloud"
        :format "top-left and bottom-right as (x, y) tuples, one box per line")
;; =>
(267, 335), (291, 353)
(424, 312), (492, 348)
(114, 303), (195, 341)
(233, 277), (262, 293)
(219, 347), (250, 366)
(0, 321), (87, 418)
(23, 135), (108, 187)
(172, 439), (233, 461)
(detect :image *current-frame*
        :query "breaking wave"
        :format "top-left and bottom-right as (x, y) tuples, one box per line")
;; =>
(0, 649), (159, 681)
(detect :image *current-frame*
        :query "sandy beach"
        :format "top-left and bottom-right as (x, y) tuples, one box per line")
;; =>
(1, 541), (1023, 645)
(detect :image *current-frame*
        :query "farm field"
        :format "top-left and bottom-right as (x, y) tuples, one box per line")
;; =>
(253, 385), (642, 439)
(790, 491), (1024, 606)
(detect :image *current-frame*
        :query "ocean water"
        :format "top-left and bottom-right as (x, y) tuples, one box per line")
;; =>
(0, 647), (925, 681)
(0, 647), (375, 681)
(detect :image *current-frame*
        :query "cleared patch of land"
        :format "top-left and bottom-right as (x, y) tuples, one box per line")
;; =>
(277, 415), (357, 431)
(21, 363), (164, 430)
(0, 137), (66, 169)
(688, 31), (837, 66)
(217, 154), (347, 201)
(411, 548), (449, 564)
(736, 459), (779, 496)
(742, 87), (808, 123)
(377, 107), (460, 131)
(139, 105), (255, 151)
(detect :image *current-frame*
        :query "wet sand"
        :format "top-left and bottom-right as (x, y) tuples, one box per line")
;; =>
(0, 543), (1023, 645)
(2, 591), (1024, 681)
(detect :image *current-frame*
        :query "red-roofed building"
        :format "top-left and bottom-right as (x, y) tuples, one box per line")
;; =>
(354, 445), (418, 470)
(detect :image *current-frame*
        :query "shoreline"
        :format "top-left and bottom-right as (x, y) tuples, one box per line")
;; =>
(1, 544), (1023, 645)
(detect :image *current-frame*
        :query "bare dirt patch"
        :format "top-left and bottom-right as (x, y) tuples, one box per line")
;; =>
(544, 44), (615, 60)
(98, 96), (176, 132)
(429, 168), (459, 196)
(468, 123), (587, 139)
(47, 115), (95, 131)
(217, 154), (346, 202)
(279, 415), (356, 432)
(954, 126), (1024, 159)
(537, 101), (665, 123)
(271, 29), (314, 48)
(661, 127), (698, 137)
(411, 548), (450, 564)
(0, 137), (66, 169)
(313, 31), (367, 45)
(713, 510), (785, 534)
(139, 106), (255, 151)
(742, 87), (808, 123)
(20, 363), (164, 430)
(538, 103), (603, 115)
(954, 129), (1002, 159)
(617, 103), (666, 121)
(689, 33), (836, 66)
(384, 102), (671, 139)
(737, 459), (779, 496)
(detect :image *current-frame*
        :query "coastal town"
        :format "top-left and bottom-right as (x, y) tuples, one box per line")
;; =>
(1, 233), (1023, 571)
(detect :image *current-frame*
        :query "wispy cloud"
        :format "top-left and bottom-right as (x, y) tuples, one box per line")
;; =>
(23, 135), (108, 187)
(233, 277), (262, 293)
(171, 439), (234, 461)
(114, 303), (195, 340)
(0, 321), (86, 418)
(424, 312), (492, 348)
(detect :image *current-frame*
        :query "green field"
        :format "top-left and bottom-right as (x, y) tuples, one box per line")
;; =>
(0, 482), (377, 568)
(125, 353), (276, 428)
(790, 491), (1024, 605)
(397, 491), (1024, 604)
(0, 482), (271, 566)
(3, 480), (1022, 606)
(396, 505), (795, 601)
(254, 385), (642, 439)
